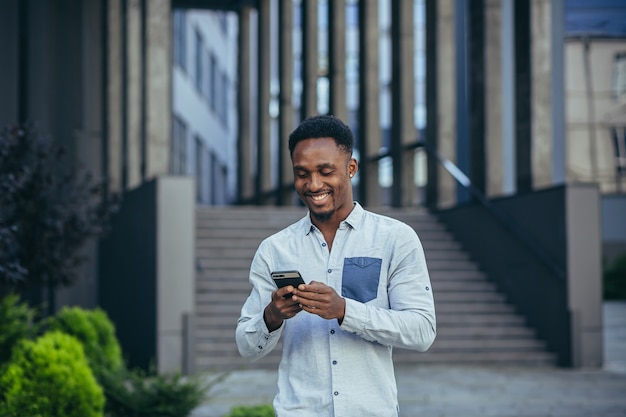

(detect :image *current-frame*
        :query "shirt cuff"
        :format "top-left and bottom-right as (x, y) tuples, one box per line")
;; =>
(339, 297), (367, 334)
(245, 312), (283, 354)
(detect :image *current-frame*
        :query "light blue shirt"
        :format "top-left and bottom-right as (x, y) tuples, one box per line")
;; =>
(236, 203), (436, 417)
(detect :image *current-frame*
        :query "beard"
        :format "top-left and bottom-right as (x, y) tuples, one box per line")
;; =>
(310, 207), (335, 223)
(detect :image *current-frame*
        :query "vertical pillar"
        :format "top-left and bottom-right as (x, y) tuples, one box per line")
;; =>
(454, 0), (470, 204)
(469, 0), (486, 195)
(301, 0), (318, 119)
(145, 0), (171, 178)
(0, 0), (19, 124)
(437, 0), (457, 208)
(501, 0), (516, 195)
(238, 7), (254, 202)
(566, 185), (603, 367)
(256, 0), (272, 203)
(391, 0), (416, 207)
(329, 0), (347, 122)
(278, 0), (294, 205)
(551, 0), (566, 185)
(108, 0), (123, 193)
(126, 0), (142, 188)
(484, 0), (505, 197)
(515, 0), (532, 193)
(425, 0), (439, 208)
(358, 0), (382, 207)
(531, 0), (553, 189)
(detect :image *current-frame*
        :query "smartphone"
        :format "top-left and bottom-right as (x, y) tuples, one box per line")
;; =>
(271, 270), (305, 298)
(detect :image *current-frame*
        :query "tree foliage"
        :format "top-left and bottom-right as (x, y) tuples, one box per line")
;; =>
(0, 124), (117, 291)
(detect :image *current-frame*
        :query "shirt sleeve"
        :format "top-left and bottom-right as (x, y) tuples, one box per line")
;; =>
(235, 242), (284, 361)
(339, 224), (436, 351)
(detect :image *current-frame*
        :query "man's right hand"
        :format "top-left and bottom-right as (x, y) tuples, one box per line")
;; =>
(263, 286), (303, 331)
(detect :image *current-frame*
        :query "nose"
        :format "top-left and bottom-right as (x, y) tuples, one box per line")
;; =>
(309, 173), (323, 190)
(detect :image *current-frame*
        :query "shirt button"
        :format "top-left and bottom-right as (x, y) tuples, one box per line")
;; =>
(327, 269), (332, 273)
(332, 360), (337, 365)
(334, 391), (339, 396)
(322, 242), (327, 247)
(258, 346), (263, 350)
(330, 329), (335, 334)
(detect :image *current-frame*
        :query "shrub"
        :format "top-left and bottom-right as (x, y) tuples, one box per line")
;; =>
(604, 253), (626, 300)
(47, 306), (123, 378)
(102, 367), (210, 417)
(223, 404), (275, 417)
(0, 293), (41, 365)
(0, 331), (104, 417)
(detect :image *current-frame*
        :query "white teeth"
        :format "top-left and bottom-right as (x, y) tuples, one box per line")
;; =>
(311, 193), (328, 201)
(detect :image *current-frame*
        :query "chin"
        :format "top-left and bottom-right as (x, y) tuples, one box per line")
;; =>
(311, 208), (335, 222)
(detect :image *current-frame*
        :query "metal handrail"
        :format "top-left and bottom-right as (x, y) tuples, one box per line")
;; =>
(414, 140), (566, 281)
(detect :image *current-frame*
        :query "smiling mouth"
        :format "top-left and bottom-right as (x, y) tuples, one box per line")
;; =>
(308, 192), (330, 201)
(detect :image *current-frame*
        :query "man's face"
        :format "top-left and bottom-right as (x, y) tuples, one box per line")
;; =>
(292, 137), (357, 223)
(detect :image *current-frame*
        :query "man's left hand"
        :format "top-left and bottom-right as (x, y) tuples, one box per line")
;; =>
(292, 281), (345, 322)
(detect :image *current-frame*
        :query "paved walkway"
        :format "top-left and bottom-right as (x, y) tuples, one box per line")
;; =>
(191, 301), (626, 417)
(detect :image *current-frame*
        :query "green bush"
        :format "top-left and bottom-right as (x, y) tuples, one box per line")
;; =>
(223, 404), (275, 417)
(47, 306), (123, 378)
(44, 304), (210, 417)
(604, 253), (626, 300)
(0, 293), (40, 365)
(0, 330), (104, 417)
(102, 367), (209, 417)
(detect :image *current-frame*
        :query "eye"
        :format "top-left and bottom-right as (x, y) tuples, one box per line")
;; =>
(321, 170), (334, 176)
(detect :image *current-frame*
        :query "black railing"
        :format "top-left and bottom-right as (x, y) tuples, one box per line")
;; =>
(414, 139), (566, 281)
(364, 138), (565, 282)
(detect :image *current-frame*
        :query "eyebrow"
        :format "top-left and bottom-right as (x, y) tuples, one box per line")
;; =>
(293, 163), (336, 171)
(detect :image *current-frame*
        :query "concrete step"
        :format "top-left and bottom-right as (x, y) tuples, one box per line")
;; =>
(193, 206), (556, 371)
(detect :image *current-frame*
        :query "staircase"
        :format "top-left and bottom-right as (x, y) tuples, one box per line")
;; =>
(194, 206), (555, 372)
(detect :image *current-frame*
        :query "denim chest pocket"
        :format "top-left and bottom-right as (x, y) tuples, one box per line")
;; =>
(341, 257), (382, 303)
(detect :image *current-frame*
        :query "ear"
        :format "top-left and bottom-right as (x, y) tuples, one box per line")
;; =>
(348, 158), (358, 178)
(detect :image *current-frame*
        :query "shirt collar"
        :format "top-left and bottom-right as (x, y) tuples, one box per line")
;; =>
(302, 202), (364, 235)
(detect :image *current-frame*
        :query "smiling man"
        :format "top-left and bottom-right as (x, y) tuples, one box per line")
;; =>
(236, 115), (436, 417)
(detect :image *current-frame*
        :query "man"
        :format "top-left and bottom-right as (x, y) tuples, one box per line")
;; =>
(236, 115), (436, 417)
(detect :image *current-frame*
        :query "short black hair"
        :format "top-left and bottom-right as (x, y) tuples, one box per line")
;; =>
(288, 115), (354, 157)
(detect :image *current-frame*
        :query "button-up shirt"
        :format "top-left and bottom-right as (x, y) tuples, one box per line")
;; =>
(236, 203), (436, 417)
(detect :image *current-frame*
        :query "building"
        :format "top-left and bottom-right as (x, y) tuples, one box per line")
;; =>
(2, 0), (624, 371)
(172, 8), (239, 205)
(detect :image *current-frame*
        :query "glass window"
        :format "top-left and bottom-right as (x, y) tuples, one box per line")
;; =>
(195, 29), (204, 93)
(171, 116), (188, 175)
(614, 52), (626, 101)
(209, 53), (217, 112)
(173, 10), (186, 72)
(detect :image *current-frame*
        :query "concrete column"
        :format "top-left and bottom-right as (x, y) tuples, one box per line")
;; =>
(126, 0), (142, 188)
(501, 0), (516, 195)
(566, 185), (603, 368)
(391, 0), (417, 207)
(278, 0), (295, 205)
(157, 177), (195, 373)
(550, 0), (566, 186)
(329, 0), (347, 122)
(358, 0), (382, 207)
(301, 0), (318, 119)
(0, 0), (18, 124)
(145, 0), (171, 178)
(108, 0), (123, 193)
(484, 0), (505, 197)
(256, 0), (272, 202)
(531, 0), (554, 189)
(238, 7), (254, 202)
(437, 0), (457, 208)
